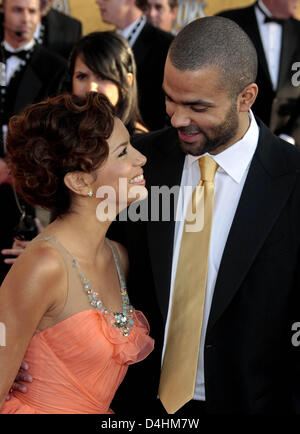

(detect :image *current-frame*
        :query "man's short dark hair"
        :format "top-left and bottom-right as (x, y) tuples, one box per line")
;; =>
(169, 16), (258, 98)
(168, 0), (178, 9)
(2, 0), (42, 11)
(136, 0), (178, 10)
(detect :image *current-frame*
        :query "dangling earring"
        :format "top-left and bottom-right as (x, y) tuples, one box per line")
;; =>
(87, 189), (93, 198)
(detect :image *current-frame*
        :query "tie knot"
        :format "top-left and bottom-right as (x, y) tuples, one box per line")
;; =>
(199, 156), (218, 182)
(264, 15), (284, 25)
(3, 48), (29, 61)
(256, 3), (285, 25)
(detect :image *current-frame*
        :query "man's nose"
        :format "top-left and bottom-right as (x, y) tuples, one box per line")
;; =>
(169, 106), (190, 128)
(22, 10), (30, 22)
(149, 7), (157, 19)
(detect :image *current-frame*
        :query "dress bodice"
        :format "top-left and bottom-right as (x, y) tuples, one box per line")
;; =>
(1, 235), (154, 414)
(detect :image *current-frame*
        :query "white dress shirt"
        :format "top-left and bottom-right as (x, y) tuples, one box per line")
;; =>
(255, 2), (295, 145)
(1, 40), (35, 151)
(161, 110), (259, 401)
(117, 15), (146, 47)
(255, 0), (282, 90)
(3, 39), (35, 84)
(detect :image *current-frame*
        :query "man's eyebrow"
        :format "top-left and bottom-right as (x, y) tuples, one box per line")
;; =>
(163, 88), (214, 107)
(113, 140), (129, 153)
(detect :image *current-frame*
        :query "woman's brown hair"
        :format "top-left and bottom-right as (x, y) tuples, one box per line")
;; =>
(7, 92), (115, 217)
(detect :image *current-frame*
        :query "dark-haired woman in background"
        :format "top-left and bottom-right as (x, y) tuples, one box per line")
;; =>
(69, 31), (147, 136)
(0, 92), (153, 414)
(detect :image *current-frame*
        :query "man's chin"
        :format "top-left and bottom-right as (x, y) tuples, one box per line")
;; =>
(178, 138), (207, 156)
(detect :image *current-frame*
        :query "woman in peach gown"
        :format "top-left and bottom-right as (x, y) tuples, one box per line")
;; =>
(0, 92), (154, 414)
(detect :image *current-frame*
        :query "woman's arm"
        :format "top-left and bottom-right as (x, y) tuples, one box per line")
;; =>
(0, 243), (66, 408)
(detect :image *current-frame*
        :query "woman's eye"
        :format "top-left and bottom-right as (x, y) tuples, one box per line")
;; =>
(118, 147), (127, 157)
(76, 73), (86, 80)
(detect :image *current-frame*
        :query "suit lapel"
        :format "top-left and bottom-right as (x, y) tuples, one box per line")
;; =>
(13, 54), (42, 115)
(146, 129), (185, 321)
(207, 123), (298, 334)
(132, 23), (152, 67)
(246, 5), (273, 86)
(277, 19), (296, 90)
(43, 10), (60, 48)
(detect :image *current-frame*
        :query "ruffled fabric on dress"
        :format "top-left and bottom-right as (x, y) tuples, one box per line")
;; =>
(1, 309), (154, 414)
(101, 310), (154, 365)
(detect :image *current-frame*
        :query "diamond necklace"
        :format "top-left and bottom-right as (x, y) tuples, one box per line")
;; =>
(72, 243), (134, 337)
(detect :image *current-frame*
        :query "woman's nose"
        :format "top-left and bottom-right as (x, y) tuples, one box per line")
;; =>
(135, 150), (147, 167)
(89, 81), (98, 93)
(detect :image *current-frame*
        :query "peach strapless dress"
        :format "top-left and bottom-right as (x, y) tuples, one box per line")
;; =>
(1, 308), (154, 414)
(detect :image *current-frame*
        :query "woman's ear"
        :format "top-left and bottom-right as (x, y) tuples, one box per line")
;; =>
(64, 171), (95, 196)
(127, 72), (134, 87)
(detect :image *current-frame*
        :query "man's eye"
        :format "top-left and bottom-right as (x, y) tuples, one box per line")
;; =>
(118, 147), (127, 157)
(191, 107), (207, 113)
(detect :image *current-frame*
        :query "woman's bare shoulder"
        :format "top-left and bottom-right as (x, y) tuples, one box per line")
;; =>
(1, 239), (67, 312)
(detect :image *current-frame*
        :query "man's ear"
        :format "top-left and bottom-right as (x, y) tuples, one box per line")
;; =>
(238, 83), (258, 112)
(171, 6), (178, 22)
(64, 171), (95, 196)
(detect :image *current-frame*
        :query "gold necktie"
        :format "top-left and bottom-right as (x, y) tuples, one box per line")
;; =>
(159, 155), (218, 414)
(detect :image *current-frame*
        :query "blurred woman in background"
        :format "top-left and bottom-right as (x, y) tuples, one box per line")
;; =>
(69, 31), (147, 136)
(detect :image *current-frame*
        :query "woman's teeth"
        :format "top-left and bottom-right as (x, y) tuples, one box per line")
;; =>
(129, 174), (144, 184)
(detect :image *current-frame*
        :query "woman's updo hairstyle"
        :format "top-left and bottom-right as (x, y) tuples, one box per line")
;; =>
(6, 92), (115, 217)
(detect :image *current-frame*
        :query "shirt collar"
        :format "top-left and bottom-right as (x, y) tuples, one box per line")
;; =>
(117, 15), (144, 39)
(187, 110), (259, 184)
(257, 0), (272, 18)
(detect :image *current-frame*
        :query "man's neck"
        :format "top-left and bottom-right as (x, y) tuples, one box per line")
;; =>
(116, 7), (142, 30)
(4, 37), (35, 51)
(210, 112), (251, 156)
(262, 0), (292, 19)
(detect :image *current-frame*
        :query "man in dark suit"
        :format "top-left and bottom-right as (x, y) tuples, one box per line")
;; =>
(96, 0), (173, 131)
(37, 0), (82, 59)
(0, 0), (67, 282)
(109, 16), (300, 414)
(218, 0), (300, 146)
(0, 0), (82, 59)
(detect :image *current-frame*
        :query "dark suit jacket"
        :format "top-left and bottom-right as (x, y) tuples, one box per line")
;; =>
(41, 9), (82, 60)
(0, 45), (67, 283)
(4, 44), (67, 120)
(132, 22), (174, 131)
(218, 2), (300, 146)
(110, 122), (300, 414)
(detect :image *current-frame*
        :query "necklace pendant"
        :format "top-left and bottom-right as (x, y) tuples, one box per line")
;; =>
(75, 253), (134, 336)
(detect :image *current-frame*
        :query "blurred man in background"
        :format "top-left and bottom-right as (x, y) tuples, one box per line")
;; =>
(218, 0), (300, 146)
(138, 0), (178, 33)
(0, 0), (67, 282)
(96, 0), (173, 131)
